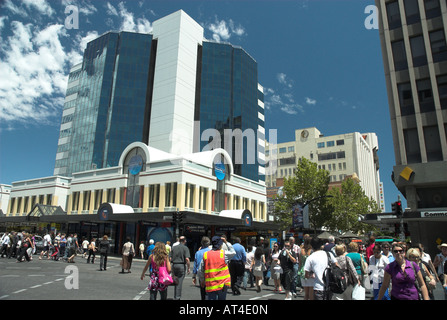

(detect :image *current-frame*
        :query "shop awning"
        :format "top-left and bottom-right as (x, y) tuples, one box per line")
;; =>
(28, 204), (66, 218)
(97, 203), (134, 221)
(219, 209), (253, 227)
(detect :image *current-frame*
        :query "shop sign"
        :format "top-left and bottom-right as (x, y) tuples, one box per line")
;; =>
(214, 163), (226, 181)
(185, 224), (207, 234)
(242, 211), (252, 227)
(216, 227), (236, 232)
(98, 207), (109, 221)
(420, 211), (447, 218)
(239, 231), (257, 236)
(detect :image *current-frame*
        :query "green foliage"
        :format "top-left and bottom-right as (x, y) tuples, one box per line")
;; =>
(326, 178), (379, 234)
(273, 158), (330, 230)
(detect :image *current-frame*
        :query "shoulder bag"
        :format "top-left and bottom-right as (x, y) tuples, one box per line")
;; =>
(360, 254), (368, 275)
(158, 260), (173, 286)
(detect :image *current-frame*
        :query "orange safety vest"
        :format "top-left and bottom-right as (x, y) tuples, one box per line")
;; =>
(203, 249), (231, 292)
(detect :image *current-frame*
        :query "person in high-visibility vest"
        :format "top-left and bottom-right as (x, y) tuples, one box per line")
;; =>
(198, 235), (236, 300)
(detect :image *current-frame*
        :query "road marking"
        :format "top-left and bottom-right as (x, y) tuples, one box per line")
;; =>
(133, 288), (148, 300)
(30, 284), (42, 289)
(43, 281), (54, 285)
(0, 295), (9, 300)
(12, 289), (27, 294)
(249, 293), (275, 300)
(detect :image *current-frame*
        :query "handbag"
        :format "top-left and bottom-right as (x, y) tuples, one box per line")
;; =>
(273, 264), (283, 274)
(158, 262), (174, 286)
(360, 254), (368, 275)
(410, 261), (422, 300)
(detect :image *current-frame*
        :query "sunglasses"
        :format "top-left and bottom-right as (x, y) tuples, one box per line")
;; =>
(393, 249), (404, 254)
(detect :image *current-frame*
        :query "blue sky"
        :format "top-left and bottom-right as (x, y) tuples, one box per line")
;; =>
(0, 0), (405, 211)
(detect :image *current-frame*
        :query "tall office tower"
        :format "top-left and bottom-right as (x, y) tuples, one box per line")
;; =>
(197, 42), (265, 182)
(54, 10), (265, 182)
(376, 0), (447, 209)
(54, 32), (154, 176)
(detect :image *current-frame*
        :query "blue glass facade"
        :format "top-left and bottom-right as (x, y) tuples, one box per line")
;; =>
(55, 32), (153, 176)
(198, 41), (264, 182)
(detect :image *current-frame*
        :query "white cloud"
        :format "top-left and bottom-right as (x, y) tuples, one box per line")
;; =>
(277, 72), (294, 88)
(79, 3), (97, 16)
(263, 86), (303, 115)
(106, 2), (119, 16)
(0, 1), (158, 127)
(305, 97), (317, 105)
(265, 75), (316, 115)
(22, 0), (54, 16)
(3, 0), (28, 17)
(208, 20), (231, 42)
(0, 20), (77, 125)
(207, 17), (246, 42)
(0, 16), (7, 29)
(117, 2), (153, 33)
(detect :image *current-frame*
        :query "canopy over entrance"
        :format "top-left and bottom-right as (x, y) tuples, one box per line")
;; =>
(219, 209), (253, 227)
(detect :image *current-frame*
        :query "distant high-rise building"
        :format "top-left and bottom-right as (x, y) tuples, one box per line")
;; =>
(54, 10), (265, 182)
(376, 0), (447, 209)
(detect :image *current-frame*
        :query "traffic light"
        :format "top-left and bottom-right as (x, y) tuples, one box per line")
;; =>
(396, 201), (402, 216)
(177, 211), (183, 223)
(172, 211), (178, 224)
(392, 201), (403, 216)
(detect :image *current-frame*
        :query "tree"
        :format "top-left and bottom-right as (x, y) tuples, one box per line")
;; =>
(326, 178), (379, 234)
(273, 158), (331, 231)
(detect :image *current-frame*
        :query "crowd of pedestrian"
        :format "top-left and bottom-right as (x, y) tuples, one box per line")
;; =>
(0, 230), (111, 268)
(2, 230), (447, 301)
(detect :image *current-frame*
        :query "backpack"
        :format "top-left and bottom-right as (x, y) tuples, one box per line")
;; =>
(323, 251), (348, 295)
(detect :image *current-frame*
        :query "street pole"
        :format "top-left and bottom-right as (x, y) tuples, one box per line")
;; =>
(398, 195), (405, 241)
(175, 208), (180, 240)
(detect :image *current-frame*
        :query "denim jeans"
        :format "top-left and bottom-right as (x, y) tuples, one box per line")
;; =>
(243, 269), (254, 288)
(208, 286), (227, 300)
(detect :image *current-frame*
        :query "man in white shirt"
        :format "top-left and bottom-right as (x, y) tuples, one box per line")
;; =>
(39, 233), (52, 260)
(0, 232), (10, 257)
(304, 237), (337, 300)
